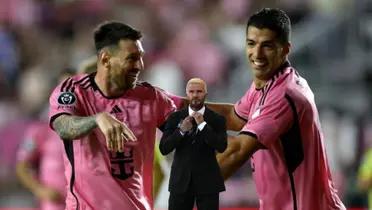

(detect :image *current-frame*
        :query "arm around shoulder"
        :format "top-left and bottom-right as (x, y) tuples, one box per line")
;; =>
(206, 102), (245, 131)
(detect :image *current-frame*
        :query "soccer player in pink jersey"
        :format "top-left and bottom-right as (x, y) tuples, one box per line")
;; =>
(210, 8), (346, 210)
(76, 52), (173, 208)
(16, 122), (66, 210)
(49, 21), (183, 210)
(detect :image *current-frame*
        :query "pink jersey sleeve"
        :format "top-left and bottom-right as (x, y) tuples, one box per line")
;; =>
(155, 88), (177, 127)
(154, 86), (184, 110)
(241, 96), (293, 148)
(166, 93), (184, 110)
(49, 77), (82, 129)
(234, 89), (251, 120)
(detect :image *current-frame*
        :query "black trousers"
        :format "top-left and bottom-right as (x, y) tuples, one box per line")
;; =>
(168, 190), (219, 210)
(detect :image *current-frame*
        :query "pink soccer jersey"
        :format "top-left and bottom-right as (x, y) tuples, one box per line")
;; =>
(17, 121), (66, 210)
(49, 73), (177, 210)
(234, 62), (346, 210)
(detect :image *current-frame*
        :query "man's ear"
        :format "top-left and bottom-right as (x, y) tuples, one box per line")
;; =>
(282, 42), (291, 56)
(99, 51), (111, 69)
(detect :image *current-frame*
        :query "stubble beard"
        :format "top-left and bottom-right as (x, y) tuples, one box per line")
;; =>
(190, 99), (204, 111)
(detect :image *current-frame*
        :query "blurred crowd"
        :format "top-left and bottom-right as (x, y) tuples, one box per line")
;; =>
(0, 0), (371, 209)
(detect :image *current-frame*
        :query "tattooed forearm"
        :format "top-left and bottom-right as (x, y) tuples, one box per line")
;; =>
(53, 115), (97, 140)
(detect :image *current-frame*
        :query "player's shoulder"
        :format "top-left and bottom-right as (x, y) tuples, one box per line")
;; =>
(134, 81), (171, 99)
(284, 69), (310, 95)
(135, 81), (164, 93)
(58, 73), (92, 93)
(132, 81), (154, 93)
(271, 66), (305, 94)
(135, 81), (155, 89)
(278, 70), (316, 110)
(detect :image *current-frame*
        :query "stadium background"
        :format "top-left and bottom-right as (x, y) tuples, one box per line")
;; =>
(0, 0), (371, 209)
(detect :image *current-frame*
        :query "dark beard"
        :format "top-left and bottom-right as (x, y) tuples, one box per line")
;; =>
(190, 100), (204, 111)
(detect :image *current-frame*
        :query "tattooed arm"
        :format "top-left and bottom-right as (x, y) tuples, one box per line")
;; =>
(52, 115), (97, 141)
(52, 113), (137, 152)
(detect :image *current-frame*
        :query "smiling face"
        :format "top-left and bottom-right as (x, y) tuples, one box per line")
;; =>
(107, 39), (145, 91)
(246, 26), (290, 86)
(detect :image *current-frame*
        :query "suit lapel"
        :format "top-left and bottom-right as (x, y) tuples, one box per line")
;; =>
(203, 107), (213, 123)
(180, 108), (189, 119)
(181, 107), (199, 137)
(177, 108), (189, 129)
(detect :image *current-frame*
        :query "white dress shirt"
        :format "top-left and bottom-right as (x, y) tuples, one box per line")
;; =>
(179, 106), (207, 136)
(188, 106), (207, 131)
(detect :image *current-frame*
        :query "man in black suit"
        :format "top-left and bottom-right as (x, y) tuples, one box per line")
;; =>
(159, 78), (227, 210)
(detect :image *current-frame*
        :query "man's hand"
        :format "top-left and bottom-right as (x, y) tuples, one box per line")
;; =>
(96, 112), (137, 152)
(191, 112), (204, 125)
(179, 116), (194, 133)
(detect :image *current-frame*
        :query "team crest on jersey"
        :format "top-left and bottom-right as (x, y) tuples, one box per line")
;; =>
(57, 92), (76, 105)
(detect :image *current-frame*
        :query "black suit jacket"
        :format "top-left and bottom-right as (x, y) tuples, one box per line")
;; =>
(159, 107), (227, 194)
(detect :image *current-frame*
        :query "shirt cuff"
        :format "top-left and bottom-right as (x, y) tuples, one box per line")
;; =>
(197, 121), (207, 131)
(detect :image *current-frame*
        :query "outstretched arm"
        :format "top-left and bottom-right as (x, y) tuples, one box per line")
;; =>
(205, 102), (246, 131)
(217, 134), (264, 180)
